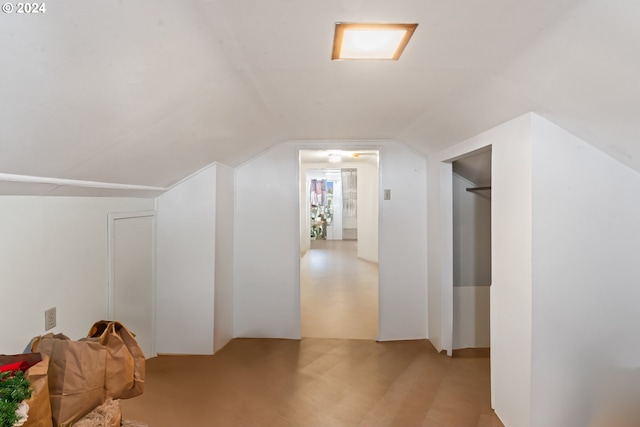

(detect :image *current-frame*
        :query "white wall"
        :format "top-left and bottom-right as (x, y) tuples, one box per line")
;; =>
(0, 196), (154, 353)
(490, 117), (533, 427)
(356, 162), (379, 263)
(376, 143), (428, 340)
(235, 141), (428, 341)
(452, 286), (490, 349)
(529, 116), (640, 427)
(213, 164), (234, 353)
(156, 165), (216, 354)
(299, 164), (311, 255)
(432, 113), (640, 427)
(328, 174), (343, 241)
(426, 158), (444, 352)
(429, 114), (533, 427)
(235, 143), (301, 339)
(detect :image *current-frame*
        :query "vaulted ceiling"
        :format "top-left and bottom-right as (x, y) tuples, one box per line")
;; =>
(1, 0), (639, 196)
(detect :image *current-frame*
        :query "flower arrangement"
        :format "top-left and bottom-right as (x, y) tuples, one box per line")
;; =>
(0, 370), (32, 427)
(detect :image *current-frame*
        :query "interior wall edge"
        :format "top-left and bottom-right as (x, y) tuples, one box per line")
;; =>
(0, 172), (168, 192)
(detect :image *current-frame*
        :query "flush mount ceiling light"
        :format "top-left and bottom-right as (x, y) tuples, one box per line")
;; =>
(328, 153), (342, 163)
(332, 23), (418, 60)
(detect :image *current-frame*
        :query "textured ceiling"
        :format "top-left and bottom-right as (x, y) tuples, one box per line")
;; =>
(1, 0), (639, 196)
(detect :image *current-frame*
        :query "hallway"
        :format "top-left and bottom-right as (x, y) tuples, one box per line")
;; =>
(301, 240), (378, 340)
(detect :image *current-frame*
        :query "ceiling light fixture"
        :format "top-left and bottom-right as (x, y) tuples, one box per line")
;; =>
(328, 154), (342, 163)
(332, 23), (418, 60)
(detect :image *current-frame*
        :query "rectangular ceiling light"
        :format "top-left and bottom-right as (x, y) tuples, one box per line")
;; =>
(332, 23), (418, 60)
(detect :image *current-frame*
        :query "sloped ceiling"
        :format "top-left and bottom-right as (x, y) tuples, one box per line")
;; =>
(454, 149), (492, 188)
(1, 0), (639, 196)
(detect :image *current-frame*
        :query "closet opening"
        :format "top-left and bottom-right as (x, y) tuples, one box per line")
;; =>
(451, 148), (492, 357)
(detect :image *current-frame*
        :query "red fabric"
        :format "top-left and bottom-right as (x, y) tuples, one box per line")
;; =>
(0, 361), (29, 373)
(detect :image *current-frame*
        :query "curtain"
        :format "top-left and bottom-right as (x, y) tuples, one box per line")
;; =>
(341, 169), (357, 217)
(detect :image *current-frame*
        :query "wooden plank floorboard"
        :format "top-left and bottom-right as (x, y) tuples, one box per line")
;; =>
(121, 338), (504, 427)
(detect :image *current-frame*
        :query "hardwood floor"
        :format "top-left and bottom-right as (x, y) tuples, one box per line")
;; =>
(301, 240), (378, 340)
(120, 338), (504, 427)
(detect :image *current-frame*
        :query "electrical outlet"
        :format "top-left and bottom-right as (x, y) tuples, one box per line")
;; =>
(45, 307), (56, 331)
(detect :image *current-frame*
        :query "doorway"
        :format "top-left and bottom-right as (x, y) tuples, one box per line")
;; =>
(451, 149), (492, 355)
(299, 149), (379, 340)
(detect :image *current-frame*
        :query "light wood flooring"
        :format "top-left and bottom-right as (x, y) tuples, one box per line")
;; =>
(301, 240), (378, 340)
(120, 240), (503, 426)
(121, 338), (504, 427)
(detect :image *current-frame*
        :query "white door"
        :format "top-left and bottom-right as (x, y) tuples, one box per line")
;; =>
(108, 211), (155, 358)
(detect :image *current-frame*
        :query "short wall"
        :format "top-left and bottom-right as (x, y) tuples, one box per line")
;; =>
(530, 115), (640, 427)
(452, 286), (490, 349)
(214, 164), (234, 352)
(156, 166), (216, 354)
(235, 143), (301, 339)
(357, 162), (379, 263)
(0, 196), (154, 353)
(490, 115), (533, 427)
(377, 142), (428, 341)
(235, 140), (428, 341)
(430, 113), (534, 427)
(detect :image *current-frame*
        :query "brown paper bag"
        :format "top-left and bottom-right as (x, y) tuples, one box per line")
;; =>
(84, 322), (135, 399)
(31, 334), (107, 427)
(0, 353), (53, 427)
(87, 321), (145, 399)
